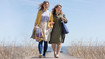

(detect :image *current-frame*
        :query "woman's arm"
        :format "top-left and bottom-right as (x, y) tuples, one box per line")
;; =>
(35, 11), (40, 26)
(33, 10), (40, 31)
(48, 12), (54, 28)
(61, 14), (68, 23)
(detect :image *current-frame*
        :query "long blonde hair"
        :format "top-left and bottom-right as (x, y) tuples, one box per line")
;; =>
(39, 1), (49, 10)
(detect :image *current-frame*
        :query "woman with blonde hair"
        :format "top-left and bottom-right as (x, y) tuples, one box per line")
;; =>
(32, 1), (54, 58)
(49, 5), (68, 58)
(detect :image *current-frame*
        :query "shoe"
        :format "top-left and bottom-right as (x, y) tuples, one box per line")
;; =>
(43, 56), (46, 58)
(54, 52), (56, 58)
(54, 54), (56, 58)
(55, 54), (59, 58)
(39, 54), (42, 58)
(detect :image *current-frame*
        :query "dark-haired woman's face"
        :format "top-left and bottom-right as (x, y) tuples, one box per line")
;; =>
(43, 3), (49, 10)
(55, 6), (61, 14)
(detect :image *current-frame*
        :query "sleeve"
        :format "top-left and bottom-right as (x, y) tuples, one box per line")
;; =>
(48, 12), (54, 28)
(50, 12), (53, 23)
(34, 11), (40, 26)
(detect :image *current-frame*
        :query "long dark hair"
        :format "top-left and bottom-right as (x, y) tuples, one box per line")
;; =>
(39, 1), (49, 10)
(52, 4), (63, 15)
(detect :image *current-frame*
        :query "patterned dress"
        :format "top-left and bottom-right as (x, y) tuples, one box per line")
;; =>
(39, 10), (51, 41)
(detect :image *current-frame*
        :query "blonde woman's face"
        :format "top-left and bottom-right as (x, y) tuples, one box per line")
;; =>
(43, 3), (49, 10)
(55, 6), (61, 14)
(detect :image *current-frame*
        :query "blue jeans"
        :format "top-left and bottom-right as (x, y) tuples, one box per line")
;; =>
(38, 40), (48, 56)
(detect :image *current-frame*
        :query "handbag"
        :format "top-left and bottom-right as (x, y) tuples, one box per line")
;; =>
(31, 25), (43, 42)
(61, 21), (69, 34)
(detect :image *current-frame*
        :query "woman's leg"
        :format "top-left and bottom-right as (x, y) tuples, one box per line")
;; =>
(43, 41), (48, 57)
(52, 44), (56, 57)
(56, 43), (61, 57)
(38, 40), (43, 55)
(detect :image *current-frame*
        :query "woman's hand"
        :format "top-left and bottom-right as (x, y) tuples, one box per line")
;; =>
(48, 22), (54, 29)
(50, 22), (55, 25)
(33, 25), (39, 31)
(60, 17), (67, 22)
(33, 26), (36, 31)
(60, 17), (65, 21)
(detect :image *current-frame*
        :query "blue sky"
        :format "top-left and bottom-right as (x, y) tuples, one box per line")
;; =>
(0, 0), (105, 46)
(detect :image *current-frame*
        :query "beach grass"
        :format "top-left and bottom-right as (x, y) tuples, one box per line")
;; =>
(68, 41), (105, 59)
(0, 40), (38, 59)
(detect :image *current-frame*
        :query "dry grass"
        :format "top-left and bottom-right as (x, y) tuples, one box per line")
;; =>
(68, 41), (105, 59)
(0, 41), (38, 59)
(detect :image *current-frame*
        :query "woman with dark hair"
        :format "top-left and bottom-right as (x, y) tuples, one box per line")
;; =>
(49, 5), (68, 58)
(33, 1), (54, 58)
